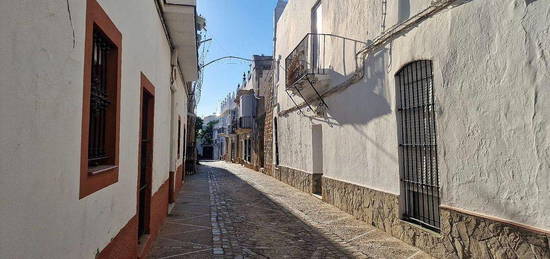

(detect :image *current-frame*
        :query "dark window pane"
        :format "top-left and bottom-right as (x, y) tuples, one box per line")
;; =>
(88, 27), (115, 167)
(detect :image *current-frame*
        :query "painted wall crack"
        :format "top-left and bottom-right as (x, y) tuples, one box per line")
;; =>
(66, 0), (75, 48)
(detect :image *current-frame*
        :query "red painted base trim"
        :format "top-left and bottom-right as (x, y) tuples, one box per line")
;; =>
(138, 179), (170, 258)
(175, 164), (183, 195)
(97, 216), (138, 259)
(169, 171), (175, 203)
(98, 178), (172, 259)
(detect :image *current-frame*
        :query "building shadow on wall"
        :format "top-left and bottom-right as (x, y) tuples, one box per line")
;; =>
(325, 48), (392, 126)
(311, 48), (398, 162)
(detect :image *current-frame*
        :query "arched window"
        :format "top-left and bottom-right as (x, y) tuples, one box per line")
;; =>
(396, 60), (440, 231)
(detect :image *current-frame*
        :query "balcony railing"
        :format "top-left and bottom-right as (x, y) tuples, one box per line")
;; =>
(285, 33), (367, 88)
(229, 121), (237, 134)
(239, 116), (254, 129)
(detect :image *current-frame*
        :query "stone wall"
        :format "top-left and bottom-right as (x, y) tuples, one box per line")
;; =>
(322, 176), (550, 259)
(312, 174), (322, 195)
(442, 208), (550, 259)
(272, 167), (281, 180)
(263, 109), (274, 176)
(278, 166), (313, 194)
(262, 81), (274, 177)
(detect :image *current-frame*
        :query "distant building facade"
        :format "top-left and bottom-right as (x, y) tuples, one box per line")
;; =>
(218, 92), (238, 161)
(197, 114), (218, 160)
(218, 56), (273, 170)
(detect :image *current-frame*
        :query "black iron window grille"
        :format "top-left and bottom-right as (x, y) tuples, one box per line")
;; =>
(88, 27), (115, 167)
(396, 60), (441, 231)
(239, 116), (254, 129)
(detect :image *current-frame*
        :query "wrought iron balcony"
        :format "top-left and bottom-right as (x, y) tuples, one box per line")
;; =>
(286, 33), (367, 88)
(239, 116), (254, 129)
(230, 121), (238, 134)
(284, 33), (367, 113)
(285, 33), (327, 88)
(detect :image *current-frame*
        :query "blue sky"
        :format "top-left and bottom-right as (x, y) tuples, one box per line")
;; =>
(196, 0), (277, 117)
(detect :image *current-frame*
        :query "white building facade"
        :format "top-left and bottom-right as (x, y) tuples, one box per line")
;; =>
(219, 92), (239, 162)
(272, 0), (550, 258)
(0, 0), (199, 258)
(197, 114), (218, 159)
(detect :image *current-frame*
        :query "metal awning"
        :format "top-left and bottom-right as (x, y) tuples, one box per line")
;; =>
(161, 0), (199, 81)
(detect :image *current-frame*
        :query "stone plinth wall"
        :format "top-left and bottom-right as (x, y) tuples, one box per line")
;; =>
(278, 166), (313, 193)
(312, 174), (322, 194)
(322, 177), (401, 234)
(263, 86), (274, 177)
(243, 162), (256, 171)
(263, 109), (274, 176)
(273, 167), (281, 180)
(322, 176), (550, 258)
(441, 208), (550, 259)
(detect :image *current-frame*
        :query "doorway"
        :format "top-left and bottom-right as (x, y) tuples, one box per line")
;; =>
(311, 124), (323, 196)
(203, 146), (214, 160)
(138, 85), (154, 241)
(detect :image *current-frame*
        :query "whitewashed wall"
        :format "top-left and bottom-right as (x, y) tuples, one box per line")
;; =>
(0, 0), (190, 258)
(170, 72), (188, 171)
(275, 0), (550, 230)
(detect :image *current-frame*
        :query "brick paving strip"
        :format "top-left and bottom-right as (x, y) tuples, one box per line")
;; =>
(149, 161), (432, 259)
(209, 172), (244, 258)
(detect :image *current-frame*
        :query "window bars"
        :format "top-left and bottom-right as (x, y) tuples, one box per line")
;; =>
(397, 60), (441, 231)
(239, 116), (254, 129)
(88, 28), (115, 167)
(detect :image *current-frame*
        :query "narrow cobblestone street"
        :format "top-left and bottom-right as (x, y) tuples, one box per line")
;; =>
(149, 161), (431, 259)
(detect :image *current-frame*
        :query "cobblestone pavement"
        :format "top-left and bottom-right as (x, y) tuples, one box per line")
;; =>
(149, 161), (432, 259)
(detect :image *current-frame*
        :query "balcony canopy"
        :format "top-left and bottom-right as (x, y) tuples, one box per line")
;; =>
(161, 0), (199, 81)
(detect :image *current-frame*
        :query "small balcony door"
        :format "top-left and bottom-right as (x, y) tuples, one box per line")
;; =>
(311, 1), (323, 72)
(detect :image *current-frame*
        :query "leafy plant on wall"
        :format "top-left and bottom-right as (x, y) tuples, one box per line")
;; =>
(198, 120), (218, 145)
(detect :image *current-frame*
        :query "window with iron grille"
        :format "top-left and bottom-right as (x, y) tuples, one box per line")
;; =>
(79, 0), (121, 199)
(396, 60), (441, 232)
(88, 26), (117, 168)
